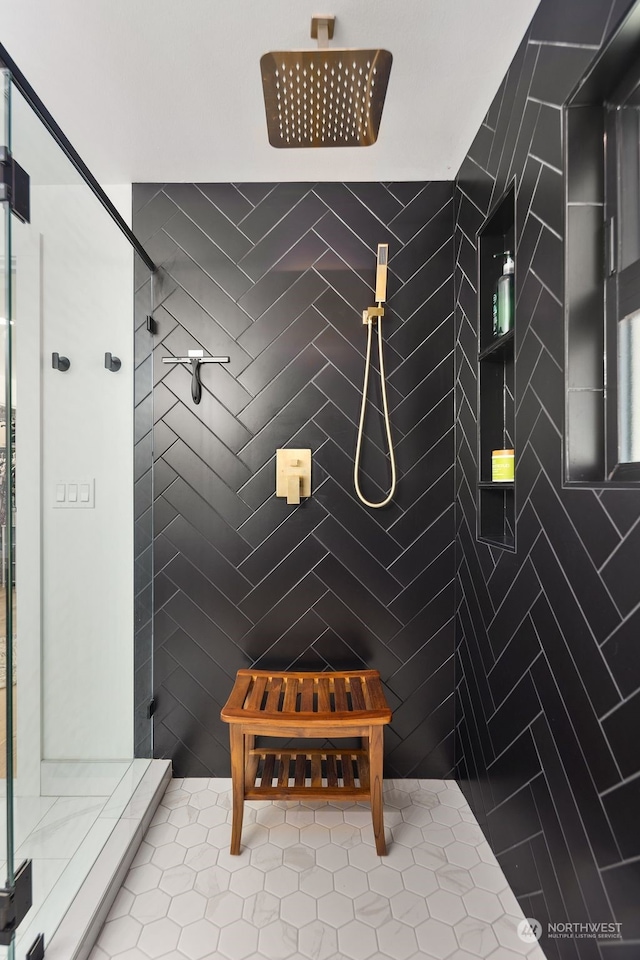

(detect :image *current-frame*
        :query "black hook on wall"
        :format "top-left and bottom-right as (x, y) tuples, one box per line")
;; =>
(52, 352), (70, 372)
(105, 352), (121, 372)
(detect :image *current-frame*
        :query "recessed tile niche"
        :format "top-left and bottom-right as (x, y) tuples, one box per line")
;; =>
(476, 183), (516, 550)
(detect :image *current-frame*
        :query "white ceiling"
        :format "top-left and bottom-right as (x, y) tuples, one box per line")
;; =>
(1, 0), (541, 184)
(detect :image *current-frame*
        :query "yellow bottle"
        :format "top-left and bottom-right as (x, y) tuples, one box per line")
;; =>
(492, 449), (514, 481)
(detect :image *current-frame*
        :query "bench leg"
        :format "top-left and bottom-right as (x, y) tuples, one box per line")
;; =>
(369, 725), (386, 855)
(230, 725), (245, 855)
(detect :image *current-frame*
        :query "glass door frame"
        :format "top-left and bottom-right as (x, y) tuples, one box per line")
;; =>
(0, 45), (157, 953)
(0, 65), (19, 958)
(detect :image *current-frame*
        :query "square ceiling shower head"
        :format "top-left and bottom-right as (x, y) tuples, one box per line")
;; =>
(260, 17), (392, 148)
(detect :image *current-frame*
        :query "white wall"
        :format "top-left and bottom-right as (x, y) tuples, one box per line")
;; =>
(1, 0), (542, 183)
(15, 182), (135, 766)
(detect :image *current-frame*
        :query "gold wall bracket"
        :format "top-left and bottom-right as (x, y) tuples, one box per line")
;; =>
(276, 449), (312, 505)
(363, 306), (385, 325)
(311, 15), (336, 46)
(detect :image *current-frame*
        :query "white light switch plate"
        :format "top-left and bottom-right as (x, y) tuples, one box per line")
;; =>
(53, 480), (95, 508)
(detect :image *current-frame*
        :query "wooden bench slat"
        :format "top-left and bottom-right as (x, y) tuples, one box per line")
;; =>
(311, 754), (322, 787)
(325, 754), (338, 787)
(317, 676), (331, 713)
(282, 675), (298, 712)
(350, 676), (366, 710)
(262, 753), (276, 787)
(301, 677), (314, 712)
(226, 673), (253, 711)
(294, 753), (306, 786)
(265, 676), (283, 713)
(278, 754), (291, 787)
(334, 677), (348, 712)
(246, 675), (268, 711)
(341, 753), (354, 788)
(365, 675), (388, 711)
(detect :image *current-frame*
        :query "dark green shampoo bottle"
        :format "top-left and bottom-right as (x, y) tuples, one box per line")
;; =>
(493, 252), (514, 337)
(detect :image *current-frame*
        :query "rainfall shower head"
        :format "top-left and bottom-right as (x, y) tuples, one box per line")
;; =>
(260, 16), (392, 149)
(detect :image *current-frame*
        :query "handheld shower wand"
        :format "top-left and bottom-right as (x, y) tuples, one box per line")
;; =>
(375, 242), (388, 303)
(354, 244), (397, 508)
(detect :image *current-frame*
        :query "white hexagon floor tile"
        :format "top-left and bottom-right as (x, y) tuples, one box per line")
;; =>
(354, 890), (392, 928)
(299, 865), (334, 899)
(205, 889), (243, 927)
(299, 918), (338, 960)
(279, 889), (316, 928)
(177, 918), (220, 959)
(91, 778), (550, 960)
(217, 918), (258, 960)
(338, 918), (379, 959)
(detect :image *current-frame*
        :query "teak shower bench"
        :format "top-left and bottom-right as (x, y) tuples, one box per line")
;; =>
(220, 668), (392, 855)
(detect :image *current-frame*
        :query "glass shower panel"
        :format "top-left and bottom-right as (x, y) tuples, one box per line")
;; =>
(618, 309), (640, 462)
(618, 105), (640, 272)
(134, 254), (155, 759)
(0, 66), (14, 960)
(3, 76), (153, 956)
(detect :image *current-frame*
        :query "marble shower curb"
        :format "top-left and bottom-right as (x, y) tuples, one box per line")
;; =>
(43, 759), (172, 960)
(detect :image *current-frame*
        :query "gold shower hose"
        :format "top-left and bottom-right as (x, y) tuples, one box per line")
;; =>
(354, 308), (397, 508)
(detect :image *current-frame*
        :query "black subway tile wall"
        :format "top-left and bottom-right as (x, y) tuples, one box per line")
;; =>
(133, 181), (456, 778)
(455, 0), (640, 953)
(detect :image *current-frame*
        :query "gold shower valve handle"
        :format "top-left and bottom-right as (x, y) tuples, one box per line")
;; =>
(276, 449), (312, 504)
(287, 476), (301, 505)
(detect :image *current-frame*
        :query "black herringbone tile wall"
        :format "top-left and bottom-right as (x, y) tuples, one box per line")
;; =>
(455, 1), (640, 956)
(133, 180), (456, 780)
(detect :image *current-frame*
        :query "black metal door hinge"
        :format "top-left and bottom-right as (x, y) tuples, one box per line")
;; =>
(27, 933), (45, 960)
(0, 859), (33, 945)
(146, 315), (157, 334)
(0, 148), (30, 223)
(147, 698), (156, 719)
